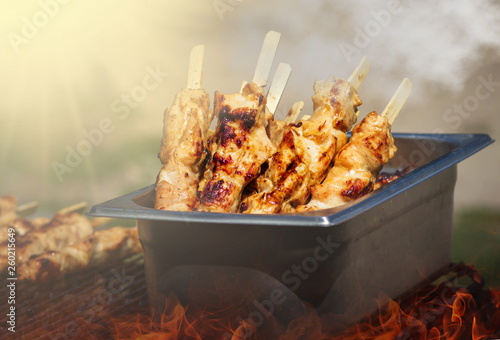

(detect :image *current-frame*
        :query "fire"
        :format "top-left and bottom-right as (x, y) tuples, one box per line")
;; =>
(100, 287), (498, 340)
(5, 260), (498, 339)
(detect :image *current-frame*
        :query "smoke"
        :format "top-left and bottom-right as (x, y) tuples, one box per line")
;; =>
(217, 0), (500, 101)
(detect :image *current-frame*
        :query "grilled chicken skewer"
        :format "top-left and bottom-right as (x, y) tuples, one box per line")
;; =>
(18, 227), (141, 283)
(1, 201), (83, 244)
(155, 45), (214, 211)
(197, 82), (276, 212)
(197, 32), (281, 213)
(0, 212), (93, 271)
(0, 216), (50, 244)
(296, 78), (412, 212)
(240, 58), (370, 214)
(240, 77), (362, 214)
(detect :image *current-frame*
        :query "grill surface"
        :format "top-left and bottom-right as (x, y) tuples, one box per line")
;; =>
(0, 255), (148, 339)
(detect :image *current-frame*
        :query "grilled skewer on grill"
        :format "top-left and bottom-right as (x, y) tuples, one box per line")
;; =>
(0, 212), (94, 271)
(18, 227), (141, 283)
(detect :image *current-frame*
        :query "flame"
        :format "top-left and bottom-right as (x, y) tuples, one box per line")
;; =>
(68, 286), (497, 340)
(8, 263), (499, 339)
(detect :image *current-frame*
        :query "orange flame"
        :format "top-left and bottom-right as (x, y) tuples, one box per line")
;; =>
(99, 287), (499, 340)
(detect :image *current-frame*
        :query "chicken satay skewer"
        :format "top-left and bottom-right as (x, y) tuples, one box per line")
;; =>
(0, 212), (94, 271)
(155, 45), (213, 211)
(296, 78), (412, 213)
(197, 32), (281, 213)
(158, 45), (212, 165)
(299, 56), (370, 122)
(18, 227), (142, 283)
(240, 60), (371, 214)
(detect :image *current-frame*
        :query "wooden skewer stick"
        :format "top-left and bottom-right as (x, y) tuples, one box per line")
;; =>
(57, 201), (88, 215)
(252, 31), (281, 87)
(239, 81), (248, 94)
(284, 101), (304, 124)
(381, 78), (412, 125)
(347, 56), (371, 91)
(186, 45), (205, 90)
(16, 201), (39, 217)
(266, 62), (291, 114)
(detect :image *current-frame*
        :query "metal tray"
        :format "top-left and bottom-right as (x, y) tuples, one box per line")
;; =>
(88, 133), (493, 331)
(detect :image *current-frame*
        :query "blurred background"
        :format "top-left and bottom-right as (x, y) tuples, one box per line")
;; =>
(0, 0), (498, 285)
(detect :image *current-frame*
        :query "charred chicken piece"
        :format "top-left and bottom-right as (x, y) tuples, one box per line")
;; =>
(296, 111), (397, 212)
(374, 167), (411, 190)
(197, 82), (276, 213)
(19, 227), (141, 283)
(0, 212), (93, 271)
(240, 77), (362, 214)
(0, 217), (50, 243)
(155, 88), (214, 211)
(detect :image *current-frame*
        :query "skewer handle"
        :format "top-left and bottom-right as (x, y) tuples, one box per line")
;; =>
(57, 201), (88, 215)
(239, 81), (248, 94)
(252, 31), (281, 87)
(266, 62), (291, 114)
(17, 201), (38, 217)
(187, 45), (205, 89)
(347, 56), (371, 91)
(381, 78), (412, 124)
(284, 101), (304, 124)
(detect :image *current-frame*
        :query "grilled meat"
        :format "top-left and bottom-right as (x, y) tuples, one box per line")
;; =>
(296, 111), (397, 212)
(240, 77), (362, 214)
(197, 82), (276, 213)
(155, 88), (214, 211)
(19, 227), (141, 283)
(158, 89), (213, 164)
(374, 167), (411, 190)
(0, 217), (49, 243)
(0, 212), (93, 271)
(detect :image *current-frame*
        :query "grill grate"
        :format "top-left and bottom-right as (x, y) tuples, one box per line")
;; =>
(0, 255), (148, 339)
